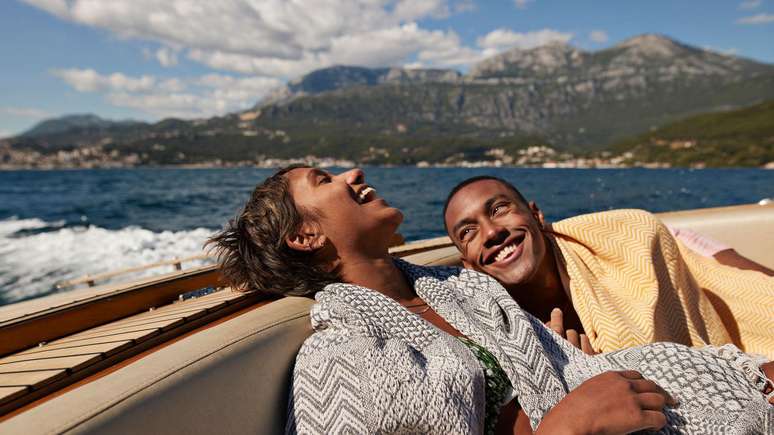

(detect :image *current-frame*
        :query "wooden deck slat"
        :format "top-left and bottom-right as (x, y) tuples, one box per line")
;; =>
(3, 342), (131, 363)
(49, 328), (160, 346)
(72, 319), (183, 338)
(0, 370), (66, 388)
(0, 354), (101, 374)
(0, 387), (27, 406)
(113, 306), (216, 325)
(56, 326), (164, 343)
(88, 312), (203, 333)
(17, 332), (147, 354)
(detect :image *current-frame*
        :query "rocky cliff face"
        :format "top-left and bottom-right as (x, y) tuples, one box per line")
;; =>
(253, 34), (774, 149)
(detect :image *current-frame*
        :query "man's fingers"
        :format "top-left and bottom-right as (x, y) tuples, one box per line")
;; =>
(638, 410), (668, 432)
(580, 334), (595, 355)
(550, 308), (564, 336)
(630, 378), (678, 406)
(566, 329), (580, 348)
(636, 392), (667, 411)
(619, 370), (644, 380)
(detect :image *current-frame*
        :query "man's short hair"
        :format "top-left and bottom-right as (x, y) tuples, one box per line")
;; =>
(442, 176), (529, 232)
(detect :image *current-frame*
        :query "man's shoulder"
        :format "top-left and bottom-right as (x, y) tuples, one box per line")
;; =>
(554, 208), (662, 230)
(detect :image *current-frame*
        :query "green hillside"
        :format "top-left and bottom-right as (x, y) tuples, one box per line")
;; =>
(610, 100), (774, 167)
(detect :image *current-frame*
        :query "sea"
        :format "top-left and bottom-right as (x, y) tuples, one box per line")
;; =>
(1, 167), (773, 306)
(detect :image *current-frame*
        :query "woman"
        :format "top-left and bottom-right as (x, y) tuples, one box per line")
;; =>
(209, 166), (773, 434)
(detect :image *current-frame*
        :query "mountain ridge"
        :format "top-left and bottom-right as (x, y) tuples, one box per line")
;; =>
(5, 33), (774, 167)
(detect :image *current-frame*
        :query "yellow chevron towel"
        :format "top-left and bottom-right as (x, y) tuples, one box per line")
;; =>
(551, 209), (774, 359)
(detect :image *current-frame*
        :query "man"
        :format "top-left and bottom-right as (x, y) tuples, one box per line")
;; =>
(443, 176), (774, 357)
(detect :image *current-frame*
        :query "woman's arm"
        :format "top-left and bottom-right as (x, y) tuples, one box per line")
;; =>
(668, 226), (774, 276)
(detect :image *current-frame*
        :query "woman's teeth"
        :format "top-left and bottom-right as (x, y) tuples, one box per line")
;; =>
(494, 243), (517, 263)
(358, 186), (374, 204)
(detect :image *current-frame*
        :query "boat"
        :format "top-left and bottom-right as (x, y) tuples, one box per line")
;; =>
(0, 203), (772, 433)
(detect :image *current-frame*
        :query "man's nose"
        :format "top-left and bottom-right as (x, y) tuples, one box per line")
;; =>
(482, 220), (508, 247)
(338, 168), (365, 185)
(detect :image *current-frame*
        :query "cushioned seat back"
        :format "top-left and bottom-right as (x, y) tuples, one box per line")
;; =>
(2, 297), (315, 435)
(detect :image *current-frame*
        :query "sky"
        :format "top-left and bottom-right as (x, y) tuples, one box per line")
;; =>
(1, 0), (773, 137)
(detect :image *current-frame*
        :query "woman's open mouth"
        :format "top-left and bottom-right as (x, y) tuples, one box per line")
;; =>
(357, 186), (376, 204)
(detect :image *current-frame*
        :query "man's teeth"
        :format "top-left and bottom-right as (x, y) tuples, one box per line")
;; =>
(358, 187), (374, 204)
(494, 244), (516, 262)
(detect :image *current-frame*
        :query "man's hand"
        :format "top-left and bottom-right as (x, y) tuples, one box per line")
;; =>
(547, 308), (597, 355)
(536, 371), (677, 435)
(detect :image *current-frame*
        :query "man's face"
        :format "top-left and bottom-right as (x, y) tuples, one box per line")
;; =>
(444, 180), (546, 287)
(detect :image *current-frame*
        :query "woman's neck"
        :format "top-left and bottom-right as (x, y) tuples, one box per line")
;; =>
(339, 254), (416, 303)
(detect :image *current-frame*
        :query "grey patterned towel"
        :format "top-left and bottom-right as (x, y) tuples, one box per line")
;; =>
(286, 260), (773, 434)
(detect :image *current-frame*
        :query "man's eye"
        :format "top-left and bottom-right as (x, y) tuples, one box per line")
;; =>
(459, 228), (474, 241)
(493, 203), (509, 215)
(319, 176), (332, 184)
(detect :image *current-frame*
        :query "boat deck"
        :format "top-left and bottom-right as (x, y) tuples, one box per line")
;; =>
(0, 288), (260, 415)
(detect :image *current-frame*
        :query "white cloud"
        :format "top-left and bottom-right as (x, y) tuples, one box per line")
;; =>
(154, 47), (179, 67)
(0, 129), (12, 139)
(737, 13), (774, 24)
(52, 68), (157, 92)
(23, 0), (479, 79)
(30, 0), (577, 119)
(52, 68), (282, 119)
(514, 0), (534, 9)
(477, 28), (573, 55)
(589, 30), (609, 43)
(0, 107), (52, 119)
(739, 0), (762, 10)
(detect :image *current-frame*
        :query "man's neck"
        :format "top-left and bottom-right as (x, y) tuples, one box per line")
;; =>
(505, 236), (569, 321)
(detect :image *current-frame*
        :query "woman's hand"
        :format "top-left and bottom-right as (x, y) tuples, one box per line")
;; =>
(536, 370), (676, 435)
(546, 308), (597, 355)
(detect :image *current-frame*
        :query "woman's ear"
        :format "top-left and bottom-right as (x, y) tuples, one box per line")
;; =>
(285, 221), (327, 252)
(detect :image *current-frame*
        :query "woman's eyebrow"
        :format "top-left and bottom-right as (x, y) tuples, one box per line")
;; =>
(306, 168), (327, 184)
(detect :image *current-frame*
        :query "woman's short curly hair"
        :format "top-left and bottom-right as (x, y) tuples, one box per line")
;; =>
(207, 165), (339, 296)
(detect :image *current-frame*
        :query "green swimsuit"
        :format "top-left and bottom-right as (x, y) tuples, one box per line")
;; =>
(457, 336), (514, 435)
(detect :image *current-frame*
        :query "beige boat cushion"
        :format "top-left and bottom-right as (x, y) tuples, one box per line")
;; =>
(1, 296), (314, 435)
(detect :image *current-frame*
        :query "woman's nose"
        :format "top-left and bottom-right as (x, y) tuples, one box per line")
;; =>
(340, 168), (365, 185)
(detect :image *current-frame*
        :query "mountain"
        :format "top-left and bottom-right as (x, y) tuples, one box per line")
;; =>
(252, 34), (774, 150)
(21, 114), (143, 138)
(609, 99), (774, 167)
(13, 114), (148, 152)
(258, 65), (461, 105)
(4, 34), (774, 167)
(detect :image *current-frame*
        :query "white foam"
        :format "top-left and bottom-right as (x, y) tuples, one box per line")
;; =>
(0, 217), (215, 304)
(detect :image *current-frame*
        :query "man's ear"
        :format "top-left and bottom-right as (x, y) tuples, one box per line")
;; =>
(528, 201), (546, 228)
(285, 221), (327, 253)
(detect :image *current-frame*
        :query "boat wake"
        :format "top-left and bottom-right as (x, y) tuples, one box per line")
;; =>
(0, 217), (215, 305)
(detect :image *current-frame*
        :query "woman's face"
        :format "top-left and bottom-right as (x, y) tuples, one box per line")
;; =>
(285, 167), (403, 255)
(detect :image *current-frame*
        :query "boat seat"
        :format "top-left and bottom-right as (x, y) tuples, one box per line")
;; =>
(2, 296), (315, 435)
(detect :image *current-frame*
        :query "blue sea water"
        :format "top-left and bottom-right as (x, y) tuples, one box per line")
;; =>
(1, 167), (772, 304)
